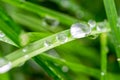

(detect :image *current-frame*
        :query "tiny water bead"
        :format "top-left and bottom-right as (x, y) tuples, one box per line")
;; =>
(60, 0), (70, 8)
(101, 72), (105, 76)
(47, 49), (60, 58)
(62, 66), (69, 72)
(97, 21), (107, 32)
(24, 55), (29, 59)
(0, 31), (5, 38)
(88, 20), (96, 29)
(56, 33), (68, 43)
(0, 58), (12, 73)
(43, 16), (59, 27)
(117, 58), (120, 61)
(44, 40), (52, 47)
(22, 48), (27, 52)
(70, 23), (91, 38)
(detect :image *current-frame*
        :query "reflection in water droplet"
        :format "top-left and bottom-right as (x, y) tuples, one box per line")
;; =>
(62, 66), (69, 72)
(0, 58), (12, 73)
(101, 72), (105, 76)
(0, 31), (5, 38)
(43, 16), (59, 27)
(70, 23), (91, 38)
(56, 33), (68, 43)
(44, 40), (52, 47)
(88, 20), (96, 28)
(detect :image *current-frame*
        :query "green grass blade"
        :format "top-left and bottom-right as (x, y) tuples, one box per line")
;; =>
(103, 0), (120, 65)
(2, 0), (78, 26)
(0, 7), (21, 47)
(100, 33), (108, 80)
(33, 56), (62, 80)
(4, 27), (110, 71)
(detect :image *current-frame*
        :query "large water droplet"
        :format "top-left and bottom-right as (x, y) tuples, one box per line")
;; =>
(0, 58), (12, 73)
(43, 16), (59, 27)
(56, 33), (68, 43)
(0, 31), (5, 38)
(88, 20), (96, 29)
(70, 23), (91, 38)
(97, 21), (107, 32)
(62, 66), (69, 72)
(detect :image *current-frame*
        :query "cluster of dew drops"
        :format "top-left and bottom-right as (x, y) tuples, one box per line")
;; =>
(0, 19), (109, 74)
(70, 19), (108, 39)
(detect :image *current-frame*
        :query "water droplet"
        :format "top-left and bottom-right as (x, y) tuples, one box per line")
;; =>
(70, 23), (91, 38)
(101, 72), (105, 76)
(88, 34), (98, 39)
(117, 58), (120, 61)
(47, 49), (60, 58)
(62, 66), (69, 72)
(24, 55), (29, 59)
(22, 48), (27, 52)
(56, 33), (68, 43)
(0, 31), (5, 38)
(43, 16), (59, 27)
(61, 0), (70, 8)
(44, 40), (52, 47)
(97, 21), (107, 32)
(0, 58), (12, 73)
(88, 20), (96, 28)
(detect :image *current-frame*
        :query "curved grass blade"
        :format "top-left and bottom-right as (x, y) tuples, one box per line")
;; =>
(4, 26), (110, 71)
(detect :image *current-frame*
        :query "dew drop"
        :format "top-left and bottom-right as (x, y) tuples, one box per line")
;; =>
(56, 33), (68, 43)
(97, 21), (107, 32)
(0, 31), (5, 38)
(62, 66), (69, 72)
(61, 0), (70, 8)
(24, 55), (29, 59)
(44, 40), (52, 47)
(101, 72), (105, 76)
(88, 20), (96, 28)
(47, 49), (60, 58)
(22, 48), (27, 52)
(0, 58), (12, 73)
(43, 16), (59, 27)
(70, 23), (91, 38)
(117, 58), (120, 61)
